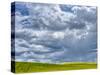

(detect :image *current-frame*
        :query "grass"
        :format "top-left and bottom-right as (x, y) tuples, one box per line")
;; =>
(12, 61), (97, 73)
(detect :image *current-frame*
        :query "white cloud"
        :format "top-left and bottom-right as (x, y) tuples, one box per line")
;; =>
(12, 2), (97, 63)
(71, 6), (97, 24)
(52, 32), (65, 39)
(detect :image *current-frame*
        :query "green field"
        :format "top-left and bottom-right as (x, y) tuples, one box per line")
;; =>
(11, 61), (97, 73)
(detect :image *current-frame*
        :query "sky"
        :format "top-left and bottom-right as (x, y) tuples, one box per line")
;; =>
(11, 2), (97, 63)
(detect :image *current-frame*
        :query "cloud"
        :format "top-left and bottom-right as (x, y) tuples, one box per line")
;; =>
(12, 2), (97, 63)
(71, 6), (97, 24)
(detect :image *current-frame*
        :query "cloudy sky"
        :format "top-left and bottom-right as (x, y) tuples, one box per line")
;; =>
(11, 2), (97, 63)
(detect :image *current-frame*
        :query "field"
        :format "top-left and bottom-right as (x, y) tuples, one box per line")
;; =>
(11, 61), (97, 73)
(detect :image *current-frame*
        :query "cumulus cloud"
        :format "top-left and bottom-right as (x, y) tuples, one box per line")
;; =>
(71, 6), (97, 24)
(11, 2), (97, 63)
